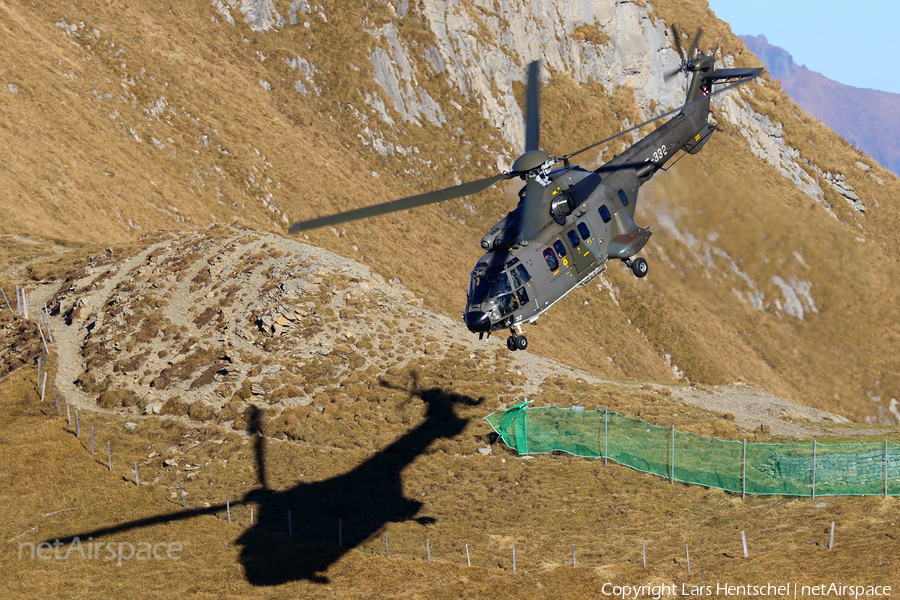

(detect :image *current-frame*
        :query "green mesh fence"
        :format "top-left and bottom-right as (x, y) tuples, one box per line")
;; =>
(485, 403), (900, 497)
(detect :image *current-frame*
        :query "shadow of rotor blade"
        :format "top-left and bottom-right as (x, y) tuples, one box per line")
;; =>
(524, 60), (542, 152)
(288, 172), (509, 233)
(247, 406), (268, 491)
(45, 502), (235, 545)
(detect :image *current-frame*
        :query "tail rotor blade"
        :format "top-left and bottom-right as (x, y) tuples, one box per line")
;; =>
(687, 27), (703, 59)
(524, 60), (542, 152)
(671, 25), (686, 62)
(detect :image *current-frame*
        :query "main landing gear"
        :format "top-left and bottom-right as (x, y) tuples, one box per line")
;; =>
(506, 327), (527, 351)
(625, 257), (648, 278)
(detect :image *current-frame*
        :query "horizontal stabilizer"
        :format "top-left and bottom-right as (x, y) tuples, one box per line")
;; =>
(705, 67), (764, 82)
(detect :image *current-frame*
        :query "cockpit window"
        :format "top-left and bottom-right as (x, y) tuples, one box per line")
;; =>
(488, 272), (512, 297)
(553, 240), (567, 258)
(618, 189), (629, 206)
(567, 230), (581, 249)
(542, 247), (559, 272)
(469, 270), (510, 302)
(511, 264), (531, 288)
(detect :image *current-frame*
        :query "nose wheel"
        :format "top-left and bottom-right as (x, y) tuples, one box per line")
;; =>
(507, 328), (528, 351)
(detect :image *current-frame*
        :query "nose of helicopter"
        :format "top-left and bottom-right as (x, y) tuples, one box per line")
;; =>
(464, 311), (491, 333)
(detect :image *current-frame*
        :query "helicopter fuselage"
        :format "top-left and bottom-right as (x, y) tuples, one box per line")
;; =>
(463, 97), (713, 340)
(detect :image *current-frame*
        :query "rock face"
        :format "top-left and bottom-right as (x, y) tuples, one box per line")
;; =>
(211, 0), (849, 209)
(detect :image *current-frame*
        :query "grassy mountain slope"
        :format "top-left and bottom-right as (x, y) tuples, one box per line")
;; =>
(1, 0), (899, 424)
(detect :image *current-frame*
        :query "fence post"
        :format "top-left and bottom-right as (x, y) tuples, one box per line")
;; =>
(427, 539), (431, 564)
(66, 397), (70, 424)
(54, 388), (61, 417)
(75, 411), (80, 438)
(670, 424), (675, 484)
(466, 543), (470, 567)
(178, 481), (186, 507)
(43, 308), (53, 343)
(685, 543), (690, 573)
(15, 286), (21, 315)
(742, 439), (747, 499)
(385, 535), (389, 558)
(885, 440), (889, 498)
(227, 497), (231, 524)
(40, 372), (47, 403)
(643, 542), (647, 568)
(572, 543), (575, 567)
(741, 531), (748, 558)
(134, 462), (140, 486)
(604, 406), (608, 466)
(108, 442), (112, 471)
(829, 521), (835, 550)
(512, 545), (516, 573)
(812, 440), (817, 499)
(0, 288), (11, 313)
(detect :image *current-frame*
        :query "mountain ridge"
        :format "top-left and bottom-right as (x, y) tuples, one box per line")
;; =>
(741, 33), (900, 177)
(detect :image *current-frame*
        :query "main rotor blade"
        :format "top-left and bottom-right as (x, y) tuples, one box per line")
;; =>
(518, 178), (546, 242)
(671, 25), (685, 62)
(288, 172), (509, 233)
(561, 69), (763, 163)
(524, 60), (542, 152)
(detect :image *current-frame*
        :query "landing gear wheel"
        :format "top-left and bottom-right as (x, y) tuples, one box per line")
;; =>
(507, 336), (518, 351)
(516, 335), (528, 351)
(632, 257), (648, 278)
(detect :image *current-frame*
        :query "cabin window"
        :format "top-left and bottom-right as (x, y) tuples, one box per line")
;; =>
(567, 230), (581, 249)
(598, 205), (611, 223)
(553, 240), (567, 258)
(577, 222), (591, 241)
(542, 247), (559, 271)
(618, 189), (629, 206)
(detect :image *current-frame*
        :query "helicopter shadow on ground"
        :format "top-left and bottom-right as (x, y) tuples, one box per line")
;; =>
(47, 384), (482, 586)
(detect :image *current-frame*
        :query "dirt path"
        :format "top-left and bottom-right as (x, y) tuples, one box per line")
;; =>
(12, 229), (863, 440)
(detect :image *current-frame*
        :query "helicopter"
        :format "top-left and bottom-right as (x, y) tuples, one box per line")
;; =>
(290, 28), (763, 352)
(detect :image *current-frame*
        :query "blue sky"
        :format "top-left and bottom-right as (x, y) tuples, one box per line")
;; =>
(706, 0), (900, 94)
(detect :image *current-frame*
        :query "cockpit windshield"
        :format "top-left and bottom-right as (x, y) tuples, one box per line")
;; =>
(469, 270), (511, 303)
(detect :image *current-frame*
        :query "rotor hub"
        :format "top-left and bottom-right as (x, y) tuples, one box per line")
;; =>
(511, 149), (551, 174)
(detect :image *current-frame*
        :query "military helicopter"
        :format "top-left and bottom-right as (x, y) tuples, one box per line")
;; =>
(290, 28), (763, 352)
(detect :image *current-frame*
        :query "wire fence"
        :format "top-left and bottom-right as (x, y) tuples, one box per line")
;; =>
(485, 401), (900, 498)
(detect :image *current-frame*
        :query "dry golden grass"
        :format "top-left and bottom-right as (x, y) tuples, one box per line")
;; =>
(1, 352), (898, 597)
